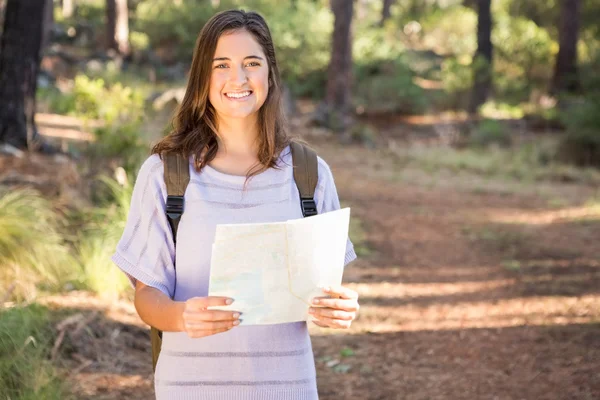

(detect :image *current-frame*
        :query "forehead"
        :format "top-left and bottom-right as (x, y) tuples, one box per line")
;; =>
(213, 30), (265, 58)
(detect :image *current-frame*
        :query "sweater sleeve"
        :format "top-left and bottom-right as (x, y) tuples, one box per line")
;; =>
(111, 154), (176, 298)
(314, 156), (357, 267)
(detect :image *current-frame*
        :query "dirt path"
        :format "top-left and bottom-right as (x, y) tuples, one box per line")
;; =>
(42, 139), (600, 400)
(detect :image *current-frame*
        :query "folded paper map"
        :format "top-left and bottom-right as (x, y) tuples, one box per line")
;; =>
(208, 208), (351, 325)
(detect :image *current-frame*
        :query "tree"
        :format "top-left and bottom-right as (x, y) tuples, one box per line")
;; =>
(325, 0), (354, 132)
(381, 0), (395, 25)
(551, 0), (582, 94)
(469, 0), (493, 113)
(106, 0), (129, 56)
(0, 0), (48, 149)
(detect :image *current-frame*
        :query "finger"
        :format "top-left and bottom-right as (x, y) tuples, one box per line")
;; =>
(310, 314), (352, 329)
(184, 319), (240, 332)
(184, 310), (241, 322)
(187, 296), (234, 310)
(311, 297), (359, 312)
(321, 285), (358, 300)
(312, 319), (329, 328)
(309, 307), (355, 321)
(187, 326), (233, 338)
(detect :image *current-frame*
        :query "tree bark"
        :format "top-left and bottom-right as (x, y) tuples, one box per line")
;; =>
(106, 0), (129, 56)
(41, 0), (53, 51)
(551, 0), (582, 94)
(325, 0), (354, 132)
(468, 0), (493, 114)
(381, 0), (395, 25)
(0, 0), (47, 149)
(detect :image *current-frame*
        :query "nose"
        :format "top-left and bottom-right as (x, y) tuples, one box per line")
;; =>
(229, 65), (248, 86)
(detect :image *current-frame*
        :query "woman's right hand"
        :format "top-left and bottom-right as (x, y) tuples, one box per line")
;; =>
(180, 297), (241, 338)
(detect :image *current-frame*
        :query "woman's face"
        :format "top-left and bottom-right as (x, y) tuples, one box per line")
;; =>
(208, 30), (269, 124)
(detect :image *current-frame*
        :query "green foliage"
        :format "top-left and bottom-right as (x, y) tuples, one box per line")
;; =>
(470, 119), (511, 148)
(354, 59), (427, 114)
(440, 56), (472, 109)
(493, 15), (555, 97)
(40, 74), (148, 172)
(74, 175), (133, 300)
(558, 95), (600, 167)
(0, 188), (75, 301)
(396, 137), (600, 185)
(0, 304), (67, 399)
(419, 5), (477, 56)
(134, 0), (215, 61)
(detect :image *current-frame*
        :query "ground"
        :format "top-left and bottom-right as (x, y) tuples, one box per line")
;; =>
(9, 116), (600, 400)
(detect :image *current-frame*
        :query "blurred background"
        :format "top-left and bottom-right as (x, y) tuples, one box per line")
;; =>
(1, 0), (599, 399)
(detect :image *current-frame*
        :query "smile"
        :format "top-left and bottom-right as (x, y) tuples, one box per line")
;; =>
(225, 91), (253, 99)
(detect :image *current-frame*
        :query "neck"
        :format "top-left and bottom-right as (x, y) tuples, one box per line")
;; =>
(215, 115), (259, 157)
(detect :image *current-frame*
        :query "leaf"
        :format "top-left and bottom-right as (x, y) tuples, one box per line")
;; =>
(340, 347), (355, 357)
(333, 363), (352, 374)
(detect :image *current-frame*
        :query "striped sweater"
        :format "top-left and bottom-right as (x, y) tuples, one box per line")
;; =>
(112, 146), (356, 399)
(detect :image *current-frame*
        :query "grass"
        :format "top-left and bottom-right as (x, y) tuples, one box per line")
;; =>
(342, 203), (372, 258)
(73, 175), (134, 300)
(0, 174), (136, 302)
(0, 187), (76, 301)
(0, 304), (68, 399)
(390, 138), (600, 187)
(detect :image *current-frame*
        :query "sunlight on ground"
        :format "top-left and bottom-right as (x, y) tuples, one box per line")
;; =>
(39, 291), (144, 328)
(484, 205), (600, 225)
(314, 293), (600, 335)
(69, 372), (151, 397)
(346, 280), (514, 299)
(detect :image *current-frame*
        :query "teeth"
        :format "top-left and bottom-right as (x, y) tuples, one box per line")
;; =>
(226, 91), (251, 99)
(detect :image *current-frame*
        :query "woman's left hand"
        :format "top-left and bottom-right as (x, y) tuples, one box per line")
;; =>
(309, 286), (359, 329)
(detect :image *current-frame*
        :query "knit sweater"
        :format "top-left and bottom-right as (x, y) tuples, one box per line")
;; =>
(112, 146), (357, 399)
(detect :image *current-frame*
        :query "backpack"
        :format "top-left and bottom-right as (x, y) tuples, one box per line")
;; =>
(150, 141), (319, 371)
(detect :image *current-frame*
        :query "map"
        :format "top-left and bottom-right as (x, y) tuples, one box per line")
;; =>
(208, 208), (351, 325)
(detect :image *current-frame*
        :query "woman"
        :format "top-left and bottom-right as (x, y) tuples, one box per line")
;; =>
(112, 9), (359, 400)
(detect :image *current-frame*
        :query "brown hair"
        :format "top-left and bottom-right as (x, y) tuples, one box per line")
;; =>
(151, 9), (290, 178)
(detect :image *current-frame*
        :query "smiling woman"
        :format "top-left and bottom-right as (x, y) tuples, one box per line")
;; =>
(111, 9), (359, 400)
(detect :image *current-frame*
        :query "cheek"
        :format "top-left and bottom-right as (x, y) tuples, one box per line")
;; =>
(252, 70), (270, 94)
(208, 74), (225, 100)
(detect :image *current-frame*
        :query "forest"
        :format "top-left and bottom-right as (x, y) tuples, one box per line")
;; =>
(0, 0), (599, 399)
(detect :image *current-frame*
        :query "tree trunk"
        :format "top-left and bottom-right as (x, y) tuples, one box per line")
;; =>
(551, 0), (581, 94)
(41, 0), (54, 51)
(325, 0), (354, 132)
(468, 0), (493, 114)
(381, 0), (395, 25)
(106, 0), (129, 56)
(0, 0), (47, 149)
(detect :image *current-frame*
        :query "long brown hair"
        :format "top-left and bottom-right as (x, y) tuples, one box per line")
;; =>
(152, 9), (290, 178)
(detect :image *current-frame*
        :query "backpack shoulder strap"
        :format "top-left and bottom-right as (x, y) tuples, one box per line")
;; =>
(290, 141), (318, 217)
(162, 152), (190, 243)
(151, 152), (190, 372)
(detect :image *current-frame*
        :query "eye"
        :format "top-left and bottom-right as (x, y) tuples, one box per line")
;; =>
(215, 63), (228, 69)
(246, 61), (261, 67)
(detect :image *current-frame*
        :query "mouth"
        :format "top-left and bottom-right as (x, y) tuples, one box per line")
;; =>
(224, 90), (253, 100)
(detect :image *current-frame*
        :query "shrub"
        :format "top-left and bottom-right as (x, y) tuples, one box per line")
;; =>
(469, 119), (512, 148)
(74, 175), (133, 300)
(558, 95), (600, 167)
(354, 59), (427, 114)
(0, 188), (75, 301)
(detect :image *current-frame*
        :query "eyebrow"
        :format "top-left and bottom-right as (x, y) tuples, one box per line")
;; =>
(212, 55), (264, 62)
